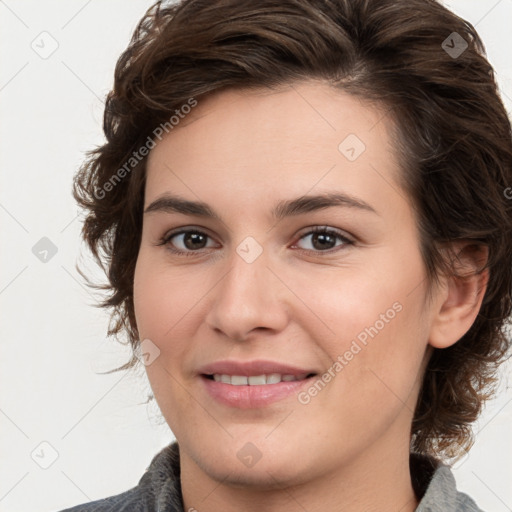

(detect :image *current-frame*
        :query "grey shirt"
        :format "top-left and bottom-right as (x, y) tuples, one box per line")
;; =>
(58, 443), (484, 511)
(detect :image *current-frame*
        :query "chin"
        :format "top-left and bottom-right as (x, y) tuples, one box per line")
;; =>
(184, 434), (318, 490)
(198, 454), (308, 490)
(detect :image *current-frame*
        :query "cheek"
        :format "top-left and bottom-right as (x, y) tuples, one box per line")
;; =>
(133, 251), (205, 426)
(341, 303), (427, 432)
(133, 249), (207, 340)
(286, 256), (421, 349)
(294, 248), (429, 400)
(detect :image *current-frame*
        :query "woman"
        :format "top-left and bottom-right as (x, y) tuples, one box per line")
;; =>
(61, 0), (512, 510)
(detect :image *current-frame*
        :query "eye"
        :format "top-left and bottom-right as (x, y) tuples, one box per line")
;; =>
(293, 226), (353, 253)
(158, 226), (353, 257)
(158, 229), (218, 255)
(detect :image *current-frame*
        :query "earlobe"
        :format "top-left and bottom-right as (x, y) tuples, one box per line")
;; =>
(428, 243), (489, 350)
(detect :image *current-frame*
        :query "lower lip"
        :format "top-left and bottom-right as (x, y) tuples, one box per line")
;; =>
(200, 375), (315, 409)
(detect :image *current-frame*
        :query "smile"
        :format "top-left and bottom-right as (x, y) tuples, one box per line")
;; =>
(201, 373), (317, 408)
(207, 373), (313, 385)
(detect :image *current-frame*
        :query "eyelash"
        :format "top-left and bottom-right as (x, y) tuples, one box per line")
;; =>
(157, 226), (354, 257)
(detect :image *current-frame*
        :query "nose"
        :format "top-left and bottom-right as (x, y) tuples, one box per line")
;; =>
(204, 245), (290, 342)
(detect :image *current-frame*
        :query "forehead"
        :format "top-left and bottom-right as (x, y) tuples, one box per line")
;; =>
(145, 81), (408, 219)
(152, 81), (391, 158)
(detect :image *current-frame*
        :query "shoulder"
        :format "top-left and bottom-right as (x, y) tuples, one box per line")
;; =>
(412, 453), (484, 512)
(57, 486), (145, 512)
(56, 442), (183, 512)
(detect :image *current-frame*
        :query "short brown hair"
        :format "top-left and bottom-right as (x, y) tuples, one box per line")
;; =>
(74, 0), (512, 460)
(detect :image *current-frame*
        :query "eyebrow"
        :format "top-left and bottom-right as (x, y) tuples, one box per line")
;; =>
(144, 192), (378, 220)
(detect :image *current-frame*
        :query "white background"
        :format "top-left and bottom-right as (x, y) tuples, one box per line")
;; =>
(1, 1), (511, 511)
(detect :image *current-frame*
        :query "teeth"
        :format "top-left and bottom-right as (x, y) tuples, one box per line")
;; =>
(211, 373), (310, 385)
(266, 373), (282, 384)
(248, 375), (266, 385)
(231, 375), (248, 386)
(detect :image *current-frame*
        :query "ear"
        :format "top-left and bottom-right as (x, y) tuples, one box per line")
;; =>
(428, 242), (489, 349)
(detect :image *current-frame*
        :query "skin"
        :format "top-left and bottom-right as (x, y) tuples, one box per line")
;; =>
(133, 80), (487, 512)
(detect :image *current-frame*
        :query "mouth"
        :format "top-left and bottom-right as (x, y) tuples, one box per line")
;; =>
(199, 366), (319, 408)
(197, 360), (319, 408)
(202, 373), (317, 385)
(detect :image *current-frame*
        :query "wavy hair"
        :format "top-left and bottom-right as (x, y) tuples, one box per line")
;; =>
(73, 0), (512, 460)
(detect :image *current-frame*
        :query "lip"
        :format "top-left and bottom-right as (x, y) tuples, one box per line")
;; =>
(198, 359), (318, 409)
(197, 359), (317, 377)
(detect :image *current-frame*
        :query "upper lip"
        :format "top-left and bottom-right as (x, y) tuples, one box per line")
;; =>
(197, 359), (318, 377)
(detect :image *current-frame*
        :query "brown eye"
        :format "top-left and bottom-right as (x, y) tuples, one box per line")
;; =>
(161, 229), (217, 255)
(180, 232), (208, 250)
(295, 227), (352, 253)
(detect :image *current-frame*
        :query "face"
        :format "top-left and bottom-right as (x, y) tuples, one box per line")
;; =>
(133, 81), (433, 488)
